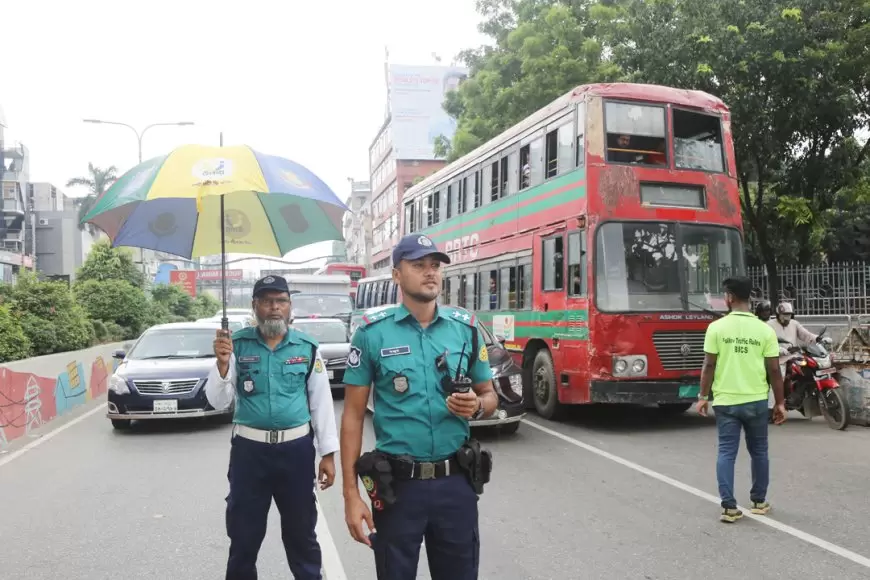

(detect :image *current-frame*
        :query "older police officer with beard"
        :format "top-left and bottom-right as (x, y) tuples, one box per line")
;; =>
(341, 234), (498, 580)
(206, 275), (338, 580)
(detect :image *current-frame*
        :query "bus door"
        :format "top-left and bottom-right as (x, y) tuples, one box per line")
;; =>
(563, 228), (591, 402)
(537, 231), (569, 382)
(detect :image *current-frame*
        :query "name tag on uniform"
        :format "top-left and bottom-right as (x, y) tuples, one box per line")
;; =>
(285, 356), (309, 365)
(381, 346), (411, 357)
(239, 356), (260, 363)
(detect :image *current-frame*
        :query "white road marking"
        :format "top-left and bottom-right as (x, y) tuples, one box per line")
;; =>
(315, 493), (348, 580)
(0, 403), (108, 469)
(524, 418), (870, 570)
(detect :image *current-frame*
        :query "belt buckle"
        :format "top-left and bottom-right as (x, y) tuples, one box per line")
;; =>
(419, 462), (436, 480)
(269, 430), (279, 444)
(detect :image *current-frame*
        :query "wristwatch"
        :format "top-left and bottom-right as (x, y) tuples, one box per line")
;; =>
(470, 398), (485, 420)
(698, 394), (709, 401)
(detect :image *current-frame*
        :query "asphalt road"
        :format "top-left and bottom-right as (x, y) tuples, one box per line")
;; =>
(1, 394), (869, 580)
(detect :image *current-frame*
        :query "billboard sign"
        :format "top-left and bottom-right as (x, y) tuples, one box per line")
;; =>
(197, 269), (243, 281)
(169, 270), (197, 297)
(387, 64), (468, 160)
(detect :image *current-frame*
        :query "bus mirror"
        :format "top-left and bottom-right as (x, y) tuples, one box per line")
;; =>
(496, 335), (507, 345)
(576, 215), (587, 229)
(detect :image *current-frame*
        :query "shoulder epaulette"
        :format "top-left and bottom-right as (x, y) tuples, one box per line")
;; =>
(358, 306), (397, 328)
(445, 306), (477, 328)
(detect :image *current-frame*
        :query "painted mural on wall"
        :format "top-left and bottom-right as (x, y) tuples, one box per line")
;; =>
(0, 356), (119, 447)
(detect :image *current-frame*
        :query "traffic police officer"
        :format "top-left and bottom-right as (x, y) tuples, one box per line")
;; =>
(340, 233), (499, 580)
(206, 275), (339, 580)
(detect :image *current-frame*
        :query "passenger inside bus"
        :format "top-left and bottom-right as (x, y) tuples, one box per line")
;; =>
(607, 134), (667, 165)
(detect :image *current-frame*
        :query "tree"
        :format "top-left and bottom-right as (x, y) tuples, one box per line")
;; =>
(443, 0), (622, 160)
(66, 163), (118, 234)
(0, 305), (31, 363)
(192, 293), (221, 319)
(595, 0), (870, 299)
(74, 279), (148, 340)
(9, 272), (94, 355)
(76, 239), (145, 290)
(151, 284), (195, 319)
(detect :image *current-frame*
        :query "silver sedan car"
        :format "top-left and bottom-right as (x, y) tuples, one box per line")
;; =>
(290, 318), (350, 392)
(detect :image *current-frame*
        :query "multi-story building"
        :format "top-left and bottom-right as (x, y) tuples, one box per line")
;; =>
(342, 179), (372, 267)
(367, 64), (468, 274)
(1, 139), (35, 282)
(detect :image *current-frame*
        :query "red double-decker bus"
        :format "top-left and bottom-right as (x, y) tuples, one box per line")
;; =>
(315, 263), (366, 297)
(402, 82), (745, 419)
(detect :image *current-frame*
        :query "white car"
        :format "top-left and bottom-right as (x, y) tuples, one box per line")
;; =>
(290, 318), (350, 392)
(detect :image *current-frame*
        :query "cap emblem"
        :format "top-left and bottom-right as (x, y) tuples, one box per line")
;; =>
(262, 276), (275, 284)
(417, 236), (433, 247)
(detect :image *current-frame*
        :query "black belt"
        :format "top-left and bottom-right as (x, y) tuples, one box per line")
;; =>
(388, 457), (460, 480)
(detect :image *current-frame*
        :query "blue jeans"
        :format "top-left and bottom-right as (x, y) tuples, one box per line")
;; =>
(714, 399), (769, 509)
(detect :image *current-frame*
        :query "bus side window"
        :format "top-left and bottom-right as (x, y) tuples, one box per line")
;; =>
(389, 281), (398, 304)
(483, 269), (499, 310)
(371, 282), (381, 307)
(517, 263), (532, 309)
(355, 285), (366, 309)
(568, 232), (587, 296)
(500, 266), (516, 310)
(442, 278), (450, 305)
(543, 236), (565, 291)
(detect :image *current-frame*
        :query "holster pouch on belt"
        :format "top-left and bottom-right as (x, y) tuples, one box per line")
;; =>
(455, 438), (493, 495)
(355, 451), (397, 512)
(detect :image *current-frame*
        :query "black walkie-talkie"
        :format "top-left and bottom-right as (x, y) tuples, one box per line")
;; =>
(450, 344), (473, 394)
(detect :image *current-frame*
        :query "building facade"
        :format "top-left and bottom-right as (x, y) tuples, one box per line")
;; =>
(366, 64), (468, 274)
(1, 139), (35, 282)
(342, 179), (372, 267)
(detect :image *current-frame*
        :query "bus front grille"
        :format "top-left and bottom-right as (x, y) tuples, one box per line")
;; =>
(652, 331), (706, 371)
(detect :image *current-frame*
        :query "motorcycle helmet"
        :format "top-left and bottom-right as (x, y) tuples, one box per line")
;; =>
(776, 301), (794, 321)
(755, 300), (771, 320)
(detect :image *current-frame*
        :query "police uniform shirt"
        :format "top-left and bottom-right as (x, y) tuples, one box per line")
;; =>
(343, 304), (493, 462)
(205, 326), (339, 456)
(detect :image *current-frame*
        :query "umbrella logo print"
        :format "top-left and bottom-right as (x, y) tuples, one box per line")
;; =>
(193, 158), (233, 185)
(281, 170), (310, 189)
(149, 212), (177, 237)
(223, 210), (251, 240)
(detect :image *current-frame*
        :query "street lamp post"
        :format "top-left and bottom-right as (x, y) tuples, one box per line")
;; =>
(83, 119), (194, 276)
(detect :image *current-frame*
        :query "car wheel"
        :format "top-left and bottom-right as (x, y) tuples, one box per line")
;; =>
(111, 419), (132, 430)
(499, 421), (520, 435)
(332, 386), (346, 400)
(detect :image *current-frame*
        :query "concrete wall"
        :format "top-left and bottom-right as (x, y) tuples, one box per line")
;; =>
(0, 342), (124, 447)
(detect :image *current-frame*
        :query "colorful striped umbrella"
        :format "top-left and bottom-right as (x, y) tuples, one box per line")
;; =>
(80, 144), (349, 327)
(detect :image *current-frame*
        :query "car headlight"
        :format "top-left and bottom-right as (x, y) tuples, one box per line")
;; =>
(507, 374), (523, 396)
(109, 375), (130, 395)
(613, 355), (648, 377)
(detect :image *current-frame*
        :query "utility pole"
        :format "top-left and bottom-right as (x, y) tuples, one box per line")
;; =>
(83, 119), (194, 279)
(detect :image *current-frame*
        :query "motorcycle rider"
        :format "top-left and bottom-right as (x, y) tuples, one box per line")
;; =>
(755, 300), (772, 322)
(767, 302), (820, 406)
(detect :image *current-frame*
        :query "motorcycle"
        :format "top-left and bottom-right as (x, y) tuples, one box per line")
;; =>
(776, 326), (850, 430)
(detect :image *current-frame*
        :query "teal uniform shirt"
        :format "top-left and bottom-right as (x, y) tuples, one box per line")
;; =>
(343, 304), (493, 461)
(230, 326), (319, 430)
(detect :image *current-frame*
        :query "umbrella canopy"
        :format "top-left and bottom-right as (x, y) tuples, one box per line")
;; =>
(81, 144), (348, 258)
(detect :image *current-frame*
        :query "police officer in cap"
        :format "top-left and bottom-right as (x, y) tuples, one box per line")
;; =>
(206, 274), (338, 580)
(340, 233), (498, 580)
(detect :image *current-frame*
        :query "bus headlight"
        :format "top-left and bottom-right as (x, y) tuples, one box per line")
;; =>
(613, 355), (648, 378)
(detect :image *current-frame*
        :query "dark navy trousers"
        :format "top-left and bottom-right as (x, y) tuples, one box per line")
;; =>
(372, 473), (479, 580)
(225, 433), (321, 580)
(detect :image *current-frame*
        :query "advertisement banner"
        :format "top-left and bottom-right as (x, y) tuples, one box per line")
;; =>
(169, 270), (197, 297)
(197, 269), (243, 281)
(388, 64), (468, 160)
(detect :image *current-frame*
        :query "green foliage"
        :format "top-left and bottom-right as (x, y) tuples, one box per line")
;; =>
(441, 0), (870, 294)
(67, 162), (118, 234)
(192, 293), (221, 319)
(151, 284), (195, 319)
(91, 319), (109, 343)
(8, 272), (95, 356)
(0, 305), (31, 363)
(76, 239), (145, 290)
(74, 279), (148, 340)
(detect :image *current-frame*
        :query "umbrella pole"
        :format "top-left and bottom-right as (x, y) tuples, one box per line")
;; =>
(220, 131), (228, 332)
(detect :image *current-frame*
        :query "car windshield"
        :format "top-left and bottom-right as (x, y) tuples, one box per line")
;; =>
(293, 321), (348, 343)
(595, 222), (744, 312)
(127, 328), (218, 359)
(293, 295), (353, 317)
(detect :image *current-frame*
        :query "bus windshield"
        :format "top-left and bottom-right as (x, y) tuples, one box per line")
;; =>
(595, 222), (743, 312)
(292, 294), (354, 318)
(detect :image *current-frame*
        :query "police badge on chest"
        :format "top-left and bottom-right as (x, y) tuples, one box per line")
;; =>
(393, 375), (409, 394)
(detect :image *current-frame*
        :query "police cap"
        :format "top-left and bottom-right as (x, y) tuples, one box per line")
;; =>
(253, 275), (290, 297)
(392, 234), (450, 268)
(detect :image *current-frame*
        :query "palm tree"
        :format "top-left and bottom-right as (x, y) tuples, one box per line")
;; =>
(66, 163), (118, 234)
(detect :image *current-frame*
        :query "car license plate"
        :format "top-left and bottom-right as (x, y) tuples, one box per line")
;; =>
(328, 370), (334, 379)
(153, 400), (178, 413)
(678, 385), (700, 398)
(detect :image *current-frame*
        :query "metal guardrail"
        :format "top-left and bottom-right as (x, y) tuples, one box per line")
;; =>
(748, 262), (870, 316)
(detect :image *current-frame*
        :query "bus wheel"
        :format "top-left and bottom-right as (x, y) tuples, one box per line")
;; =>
(532, 350), (564, 420)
